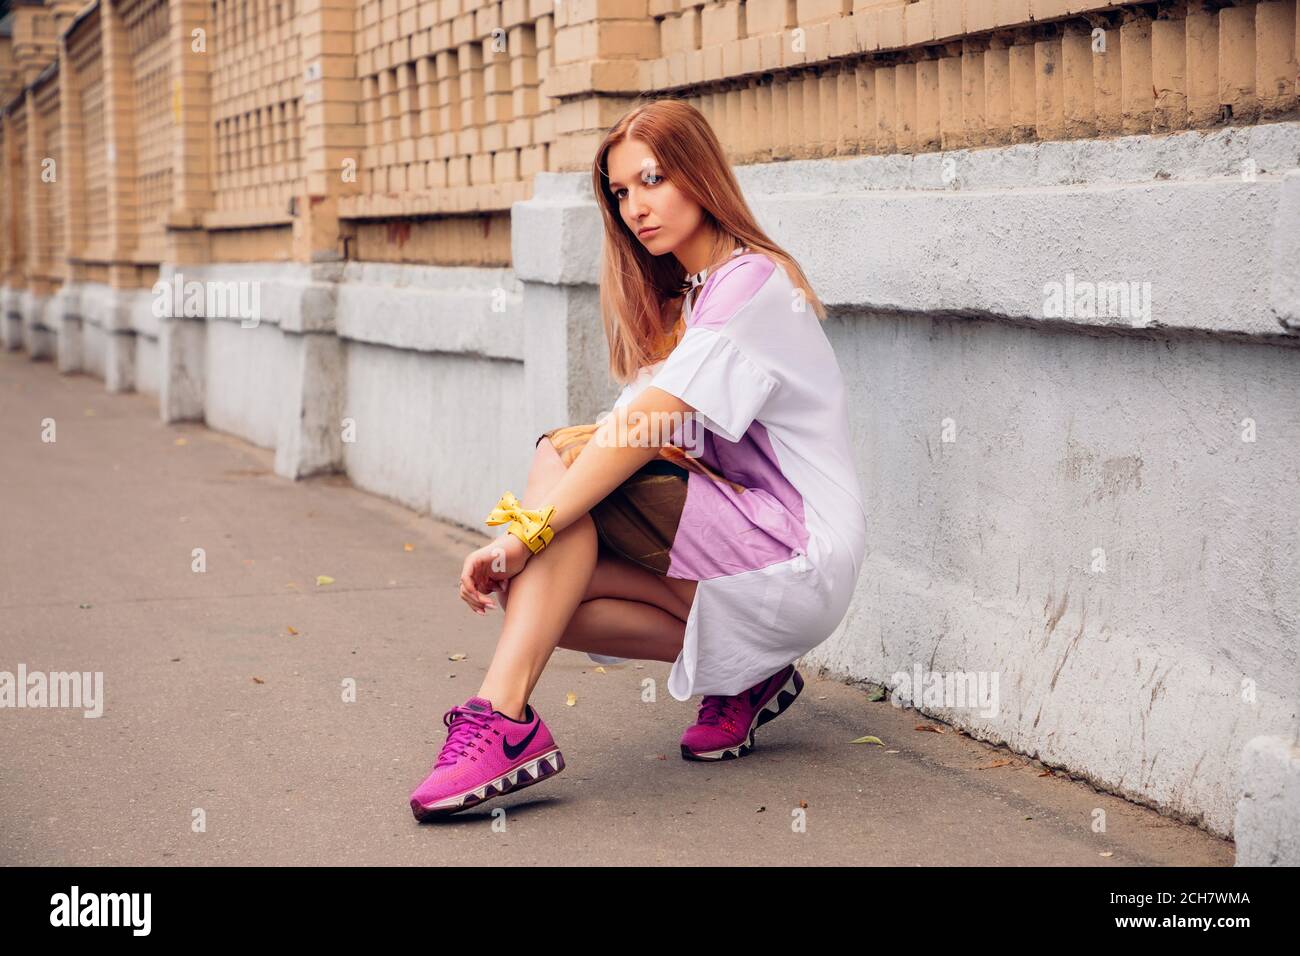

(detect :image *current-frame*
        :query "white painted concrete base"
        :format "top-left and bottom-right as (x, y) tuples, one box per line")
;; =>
(52, 283), (82, 374)
(1234, 735), (1300, 865)
(801, 310), (1298, 841)
(2, 287), (23, 351)
(19, 291), (54, 360)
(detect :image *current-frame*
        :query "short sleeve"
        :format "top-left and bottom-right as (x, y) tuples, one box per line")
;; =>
(646, 326), (778, 443)
(612, 359), (667, 410)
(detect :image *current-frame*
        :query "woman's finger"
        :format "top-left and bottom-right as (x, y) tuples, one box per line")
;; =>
(458, 580), (479, 614)
(477, 552), (501, 596)
(462, 585), (486, 615)
(459, 566), (487, 614)
(462, 554), (497, 614)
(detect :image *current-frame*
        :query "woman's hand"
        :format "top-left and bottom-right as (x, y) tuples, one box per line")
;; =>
(459, 531), (532, 615)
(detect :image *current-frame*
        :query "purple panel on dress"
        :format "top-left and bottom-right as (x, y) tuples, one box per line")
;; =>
(688, 254), (777, 332)
(665, 421), (810, 580)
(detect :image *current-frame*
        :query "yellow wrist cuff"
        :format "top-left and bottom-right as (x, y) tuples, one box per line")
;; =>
(484, 492), (556, 554)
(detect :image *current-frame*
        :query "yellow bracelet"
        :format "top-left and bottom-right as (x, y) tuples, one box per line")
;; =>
(484, 491), (556, 555)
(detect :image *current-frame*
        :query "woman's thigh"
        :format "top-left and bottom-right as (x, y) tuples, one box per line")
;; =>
(581, 542), (694, 621)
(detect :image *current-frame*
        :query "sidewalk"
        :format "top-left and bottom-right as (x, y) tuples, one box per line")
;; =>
(0, 352), (1234, 865)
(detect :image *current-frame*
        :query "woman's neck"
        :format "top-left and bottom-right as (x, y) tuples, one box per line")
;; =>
(676, 231), (740, 278)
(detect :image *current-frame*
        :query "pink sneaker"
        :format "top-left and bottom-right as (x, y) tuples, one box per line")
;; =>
(409, 696), (565, 820)
(680, 664), (804, 761)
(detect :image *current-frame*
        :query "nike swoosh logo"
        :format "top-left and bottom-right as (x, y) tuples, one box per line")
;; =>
(502, 721), (540, 760)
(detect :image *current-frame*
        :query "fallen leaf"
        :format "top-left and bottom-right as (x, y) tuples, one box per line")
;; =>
(885, 749), (900, 754)
(798, 799), (808, 808)
(252, 676), (265, 684)
(284, 582), (298, 589)
(1099, 851), (1114, 858)
(174, 437), (187, 445)
(594, 666), (606, 673)
(850, 735), (885, 746)
(1038, 769), (1054, 777)
(915, 724), (945, 734)
(403, 543), (414, 552)
(448, 653), (467, 661)
(565, 692), (577, 707)
(285, 626), (298, 635)
(865, 685), (887, 702)
(755, 806), (766, 813)
(243, 559), (255, 567)
(78, 603), (92, 609)
(315, 575), (335, 586)
(976, 759), (1013, 770)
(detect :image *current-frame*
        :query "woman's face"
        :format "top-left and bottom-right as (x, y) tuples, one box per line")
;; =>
(606, 138), (703, 258)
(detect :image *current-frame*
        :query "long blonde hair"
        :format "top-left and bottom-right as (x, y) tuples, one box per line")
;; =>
(591, 98), (826, 384)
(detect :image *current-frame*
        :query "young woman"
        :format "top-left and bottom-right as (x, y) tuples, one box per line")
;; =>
(410, 99), (868, 820)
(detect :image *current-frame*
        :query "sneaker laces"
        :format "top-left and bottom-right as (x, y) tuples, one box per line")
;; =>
(696, 694), (739, 727)
(435, 706), (494, 767)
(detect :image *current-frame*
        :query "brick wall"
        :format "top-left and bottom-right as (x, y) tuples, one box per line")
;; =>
(0, 0), (1296, 276)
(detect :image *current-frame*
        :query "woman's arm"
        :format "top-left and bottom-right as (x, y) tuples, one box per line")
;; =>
(540, 385), (695, 536)
(460, 384), (695, 613)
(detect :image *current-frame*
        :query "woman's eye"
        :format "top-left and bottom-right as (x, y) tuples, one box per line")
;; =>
(614, 174), (660, 200)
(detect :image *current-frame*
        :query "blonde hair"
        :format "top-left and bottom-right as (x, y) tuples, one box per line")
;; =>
(591, 98), (827, 384)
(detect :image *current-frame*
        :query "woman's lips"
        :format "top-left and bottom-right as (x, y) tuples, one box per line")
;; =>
(638, 226), (660, 238)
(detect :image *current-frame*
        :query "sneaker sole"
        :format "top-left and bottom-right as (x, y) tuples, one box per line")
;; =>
(410, 748), (565, 820)
(680, 669), (805, 761)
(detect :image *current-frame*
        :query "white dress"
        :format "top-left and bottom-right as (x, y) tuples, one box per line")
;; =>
(585, 248), (869, 701)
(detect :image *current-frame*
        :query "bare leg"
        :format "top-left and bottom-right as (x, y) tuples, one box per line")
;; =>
(556, 597), (685, 662)
(474, 511), (598, 720)
(475, 437), (696, 719)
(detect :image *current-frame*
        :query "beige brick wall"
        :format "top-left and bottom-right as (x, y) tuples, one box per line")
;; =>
(0, 0), (1296, 274)
(210, 0), (304, 220)
(34, 75), (64, 286)
(123, 0), (173, 262)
